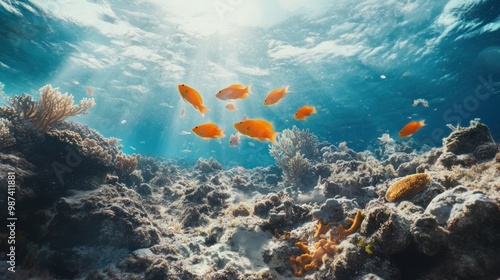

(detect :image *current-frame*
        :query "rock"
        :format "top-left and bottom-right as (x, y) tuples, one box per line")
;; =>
(255, 195), (310, 233)
(326, 244), (400, 280)
(409, 214), (446, 256)
(117, 249), (155, 273)
(181, 207), (204, 228)
(46, 185), (160, 250)
(137, 183), (153, 196)
(443, 121), (494, 155)
(386, 152), (415, 169)
(360, 205), (411, 256)
(358, 273), (385, 280)
(185, 184), (214, 203)
(195, 157), (222, 173)
(423, 185), (500, 279)
(253, 194), (281, 218)
(311, 197), (359, 225)
(232, 204), (251, 217)
(424, 186), (493, 227)
(269, 210), (287, 227)
(439, 152), (477, 169)
(473, 143), (498, 161)
(144, 259), (172, 280)
(206, 190), (230, 207)
(205, 265), (245, 279)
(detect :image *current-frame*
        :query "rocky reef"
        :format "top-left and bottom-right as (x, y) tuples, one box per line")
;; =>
(1, 92), (499, 280)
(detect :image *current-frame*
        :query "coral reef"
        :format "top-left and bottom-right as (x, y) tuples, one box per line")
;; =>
(2, 102), (499, 280)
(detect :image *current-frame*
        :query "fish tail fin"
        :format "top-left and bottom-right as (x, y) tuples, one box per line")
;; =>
(219, 129), (225, 138)
(199, 106), (210, 117)
(284, 85), (289, 92)
(246, 85), (252, 94)
(419, 120), (426, 126)
(312, 107), (317, 114)
(270, 131), (279, 143)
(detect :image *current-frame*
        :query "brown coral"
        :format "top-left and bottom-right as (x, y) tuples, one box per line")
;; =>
(46, 129), (114, 167)
(116, 153), (138, 175)
(6, 84), (95, 132)
(385, 173), (430, 202)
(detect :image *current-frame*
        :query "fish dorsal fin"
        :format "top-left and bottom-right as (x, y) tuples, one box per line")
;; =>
(251, 119), (274, 130)
(229, 84), (245, 89)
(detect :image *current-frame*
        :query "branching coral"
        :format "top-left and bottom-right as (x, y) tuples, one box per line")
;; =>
(116, 153), (138, 175)
(290, 210), (364, 277)
(270, 126), (319, 165)
(313, 221), (332, 239)
(5, 84), (95, 132)
(331, 210), (364, 243)
(287, 153), (313, 187)
(269, 126), (319, 189)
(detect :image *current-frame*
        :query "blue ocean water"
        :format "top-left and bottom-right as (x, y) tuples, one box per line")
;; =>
(1, 0), (499, 168)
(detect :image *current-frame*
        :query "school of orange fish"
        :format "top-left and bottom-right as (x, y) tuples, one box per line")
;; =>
(177, 83), (425, 146)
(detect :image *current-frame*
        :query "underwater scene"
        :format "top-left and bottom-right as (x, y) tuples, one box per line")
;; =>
(1, 0), (500, 279)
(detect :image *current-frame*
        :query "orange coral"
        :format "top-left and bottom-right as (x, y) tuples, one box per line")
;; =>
(295, 242), (310, 254)
(274, 229), (292, 240)
(385, 173), (431, 202)
(332, 210), (364, 243)
(313, 221), (332, 239)
(290, 210), (364, 277)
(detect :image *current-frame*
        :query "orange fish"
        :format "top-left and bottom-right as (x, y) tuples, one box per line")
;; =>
(215, 84), (252, 100)
(86, 87), (93, 96)
(399, 120), (425, 138)
(294, 106), (316, 120)
(233, 119), (279, 143)
(192, 123), (225, 140)
(264, 86), (288, 105)
(178, 84), (210, 117)
(225, 103), (237, 111)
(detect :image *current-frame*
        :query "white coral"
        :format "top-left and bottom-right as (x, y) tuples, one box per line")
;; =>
(269, 126), (318, 190)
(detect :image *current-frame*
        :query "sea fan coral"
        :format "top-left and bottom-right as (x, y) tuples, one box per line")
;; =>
(6, 84), (95, 132)
(269, 126), (319, 190)
(385, 173), (431, 202)
(270, 126), (319, 164)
